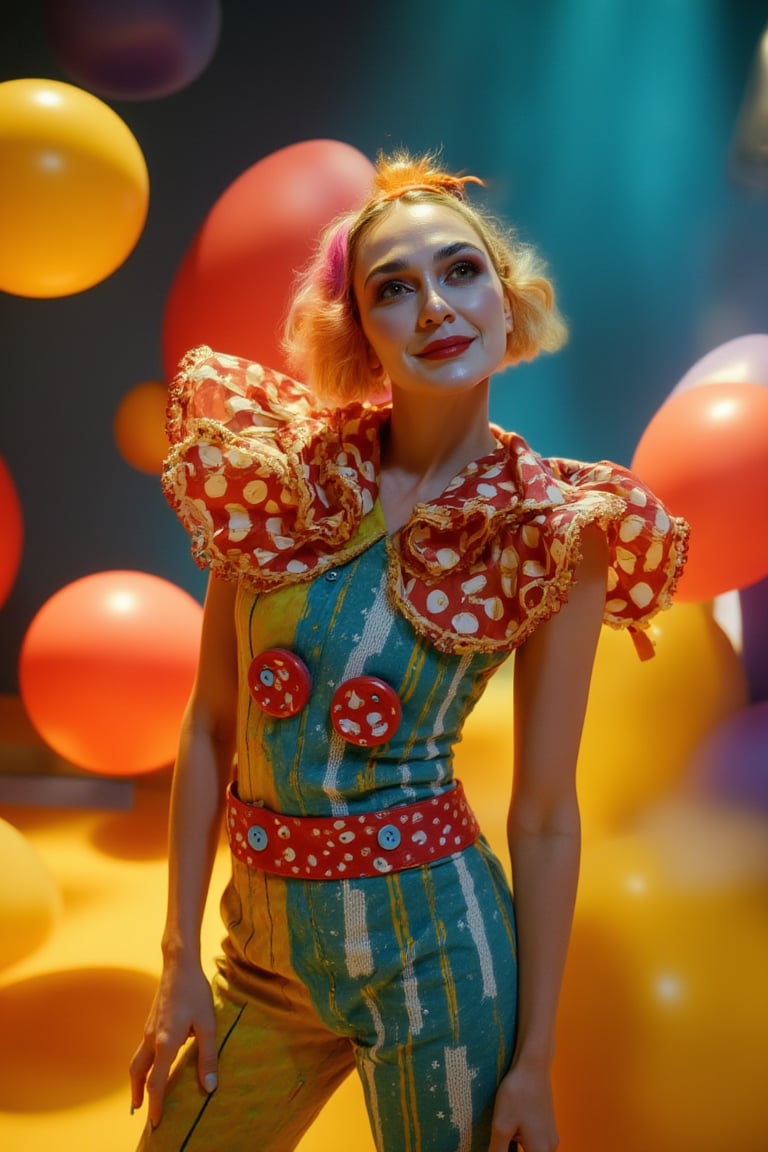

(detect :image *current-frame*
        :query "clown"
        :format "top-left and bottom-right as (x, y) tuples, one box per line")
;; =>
(130, 152), (687, 1152)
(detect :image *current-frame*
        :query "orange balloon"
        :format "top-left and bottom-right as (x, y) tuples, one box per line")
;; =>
(0, 78), (149, 297)
(19, 571), (201, 775)
(0, 454), (23, 609)
(554, 803), (768, 1152)
(632, 381), (768, 600)
(162, 139), (374, 377)
(114, 380), (169, 474)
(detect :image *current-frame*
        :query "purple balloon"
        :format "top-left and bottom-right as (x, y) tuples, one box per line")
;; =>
(686, 701), (768, 812)
(741, 574), (768, 704)
(45, 0), (221, 101)
(673, 333), (768, 394)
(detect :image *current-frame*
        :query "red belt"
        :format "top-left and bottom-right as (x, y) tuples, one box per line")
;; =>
(225, 780), (480, 880)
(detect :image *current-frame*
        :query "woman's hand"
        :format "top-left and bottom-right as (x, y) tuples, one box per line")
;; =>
(487, 1058), (559, 1152)
(129, 959), (218, 1129)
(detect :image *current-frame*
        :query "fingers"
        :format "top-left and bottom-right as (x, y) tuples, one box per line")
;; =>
(130, 1023), (218, 1129)
(128, 1036), (153, 1113)
(128, 1028), (178, 1128)
(487, 1128), (517, 1152)
(195, 1018), (219, 1098)
(144, 1033), (180, 1129)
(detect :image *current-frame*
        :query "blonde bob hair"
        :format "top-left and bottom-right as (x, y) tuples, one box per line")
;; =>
(282, 151), (567, 405)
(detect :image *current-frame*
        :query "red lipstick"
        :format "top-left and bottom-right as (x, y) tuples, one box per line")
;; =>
(416, 336), (474, 360)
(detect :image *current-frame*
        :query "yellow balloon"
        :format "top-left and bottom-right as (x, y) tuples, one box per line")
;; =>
(0, 816), (62, 970)
(553, 802), (768, 1152)
(576, 602), (747, 837)
(114, 380), (169, 474)
(454, 660), (515, 866)
(0, 967), (158, 1109)
(455, 605), (747, 853)
(0, 78), (149, 297)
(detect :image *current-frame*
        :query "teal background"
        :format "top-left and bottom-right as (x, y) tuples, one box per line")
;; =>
(0, 0), (766, 691)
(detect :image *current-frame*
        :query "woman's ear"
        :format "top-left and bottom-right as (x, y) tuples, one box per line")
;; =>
(503, 294), (514, 334)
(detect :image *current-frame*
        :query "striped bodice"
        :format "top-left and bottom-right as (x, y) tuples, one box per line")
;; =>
(233, 527), (510, 818)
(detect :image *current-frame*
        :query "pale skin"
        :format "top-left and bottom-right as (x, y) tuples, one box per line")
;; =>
(130, 199), (609, 1151)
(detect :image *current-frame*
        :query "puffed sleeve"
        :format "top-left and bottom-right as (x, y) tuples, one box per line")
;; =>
(161, 346), (383, 586)
(389, 433), (688, 658)
(543, 455), (689, 657)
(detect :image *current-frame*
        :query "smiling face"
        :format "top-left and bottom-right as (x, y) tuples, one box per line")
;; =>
(351, 199), (513, 397)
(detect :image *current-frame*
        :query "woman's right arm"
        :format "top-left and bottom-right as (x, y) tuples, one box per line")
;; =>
(129, 574), (239, 1128)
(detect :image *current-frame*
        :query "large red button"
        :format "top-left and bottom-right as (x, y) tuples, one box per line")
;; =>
(247, 649), (311, 718)
(330, 676), (402, 746)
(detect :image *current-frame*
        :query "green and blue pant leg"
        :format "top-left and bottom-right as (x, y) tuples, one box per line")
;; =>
(137, 836), (517, 1152)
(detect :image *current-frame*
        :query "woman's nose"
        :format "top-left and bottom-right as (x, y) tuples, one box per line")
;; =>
(418, 284), (455, 326)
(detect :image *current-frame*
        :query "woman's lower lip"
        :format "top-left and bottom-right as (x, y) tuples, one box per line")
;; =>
(417, 340), (473, 360)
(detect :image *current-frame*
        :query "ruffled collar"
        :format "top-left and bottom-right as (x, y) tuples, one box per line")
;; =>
(163, 348), (688, 656)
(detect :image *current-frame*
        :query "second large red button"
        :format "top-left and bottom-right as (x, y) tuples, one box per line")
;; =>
(330, 676), (402, 746)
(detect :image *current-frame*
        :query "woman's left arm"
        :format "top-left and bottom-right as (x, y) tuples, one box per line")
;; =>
(488, 523), (609, 1152)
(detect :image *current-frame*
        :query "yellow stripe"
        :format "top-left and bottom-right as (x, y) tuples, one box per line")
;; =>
(398, 643), (453, 763)
(234, 581), (311, 807)
(388, 873), (415, 964)
(398, 636), (429, 705)
(421, 866), (461, 1045)
(476, 839), (518, 1078)
(397, 1029), (421, 1152)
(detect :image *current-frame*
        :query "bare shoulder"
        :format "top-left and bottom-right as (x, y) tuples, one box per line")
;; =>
(576, 520), (610, 580)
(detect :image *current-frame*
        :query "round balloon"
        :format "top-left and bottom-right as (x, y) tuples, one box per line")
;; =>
(44, 0), (221, 101)
(740, 574), (768, 704)
(162, 139), (374, 378)
(576, 601), (746, 838)
(0, 454), (23, 610)
(685, 700), (768, 813)
(673, 333), (768, 393)
(114, 380), (169, 474)
(0, 78), (149, 297)
(0, 817), (62, 971)
(19, 571), (202, 775)
(554, 803), (768, 1152)
(453, 661), (516, 867)
(631, 381), (768, 600)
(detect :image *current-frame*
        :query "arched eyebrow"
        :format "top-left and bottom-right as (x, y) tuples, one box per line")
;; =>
(363, 241), (485, 287)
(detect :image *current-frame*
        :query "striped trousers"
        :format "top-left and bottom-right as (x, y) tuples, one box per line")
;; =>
(137, 837), (517, 1152)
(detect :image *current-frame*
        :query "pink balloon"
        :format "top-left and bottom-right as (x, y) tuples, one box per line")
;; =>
(673, 334), (768, 394)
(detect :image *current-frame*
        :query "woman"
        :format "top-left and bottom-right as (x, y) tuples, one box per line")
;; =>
(129, 152), (687, 1152)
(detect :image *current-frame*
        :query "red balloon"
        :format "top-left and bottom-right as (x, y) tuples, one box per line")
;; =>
(0, 455), (23, 610)
(162, 139), (374, 379)
(19, 571), (202, 776)
(631, 381), (768, 601)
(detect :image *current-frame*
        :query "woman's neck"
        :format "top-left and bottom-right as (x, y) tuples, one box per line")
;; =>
(378, 381), (498, 534)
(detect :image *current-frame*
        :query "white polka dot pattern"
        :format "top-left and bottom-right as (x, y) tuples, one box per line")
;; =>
(164, 348), (689, 658)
